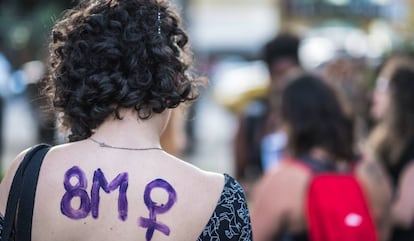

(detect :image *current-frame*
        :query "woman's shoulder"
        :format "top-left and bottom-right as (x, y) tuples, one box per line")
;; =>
(148, 159), (252, 240)
(216, 173), (249, 204)
(0, 146), (35, 214)
(262, 158), (313, 182)
(163, 159), (252, 239)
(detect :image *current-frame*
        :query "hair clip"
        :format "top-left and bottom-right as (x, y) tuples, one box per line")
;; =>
(157, 10), (161, 35)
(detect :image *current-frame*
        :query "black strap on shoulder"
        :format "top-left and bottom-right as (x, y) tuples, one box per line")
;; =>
(2, 144), (51, 241)
(16, 144), (50, 241)
(298, 155), (336, 174)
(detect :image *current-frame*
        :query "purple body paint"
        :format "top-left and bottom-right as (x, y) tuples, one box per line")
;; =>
(91, 168), (129, 221)
(61, 166), (91, 219)
(60, 167), (176, 241)
(139, 179), (177, 241)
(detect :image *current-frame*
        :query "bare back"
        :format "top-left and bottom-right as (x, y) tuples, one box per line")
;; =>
(1, 141), (227, 241)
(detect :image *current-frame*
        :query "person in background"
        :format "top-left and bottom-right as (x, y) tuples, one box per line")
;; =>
(23, 60), (58, 145)
(367, 54), (414, 241)
(319, 54), (372, 150)
(251, 74), (391, 241)
(234, 33), (303, 188)
(0, 0), (252, 240)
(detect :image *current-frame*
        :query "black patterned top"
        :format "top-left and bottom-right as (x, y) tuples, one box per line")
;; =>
(197, 174), (252, 241)
(0, 214), (3, 237)
(0, 212), (10, 241)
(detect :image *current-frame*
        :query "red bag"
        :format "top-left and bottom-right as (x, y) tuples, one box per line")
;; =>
(306, 174), (378, 241)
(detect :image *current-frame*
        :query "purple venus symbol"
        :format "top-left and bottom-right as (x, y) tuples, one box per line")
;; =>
(139, 179), (177, 241)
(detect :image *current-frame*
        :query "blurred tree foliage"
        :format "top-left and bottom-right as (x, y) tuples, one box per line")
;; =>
(0, 0), (75, 68)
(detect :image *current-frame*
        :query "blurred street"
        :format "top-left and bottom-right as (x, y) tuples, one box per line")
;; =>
(2, 96), (37, 170)
(184, 93), (237, 174)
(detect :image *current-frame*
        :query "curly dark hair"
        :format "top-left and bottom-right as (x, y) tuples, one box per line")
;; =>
(46, 0), (199, 141)
(281, 74), (354, 162)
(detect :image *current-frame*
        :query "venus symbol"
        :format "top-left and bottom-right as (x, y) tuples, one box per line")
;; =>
(139, 179), (177, 241)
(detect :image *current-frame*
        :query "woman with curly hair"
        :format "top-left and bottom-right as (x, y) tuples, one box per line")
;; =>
(368, 54), (414, 241)
(0, 0), (252, 240)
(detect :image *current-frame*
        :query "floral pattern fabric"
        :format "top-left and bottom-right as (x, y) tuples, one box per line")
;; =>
(0, 213), (10, 241)
(0, 214), (3, 239)
(197, 174), (252, 241)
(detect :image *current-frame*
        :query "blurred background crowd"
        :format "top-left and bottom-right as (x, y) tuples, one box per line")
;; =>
(0, 0), (413, 194)
(0, 0), (408, 173)
(0, 0), (402, 173)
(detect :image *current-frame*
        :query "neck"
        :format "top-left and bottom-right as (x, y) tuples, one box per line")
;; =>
(90, 108), (170, 149)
